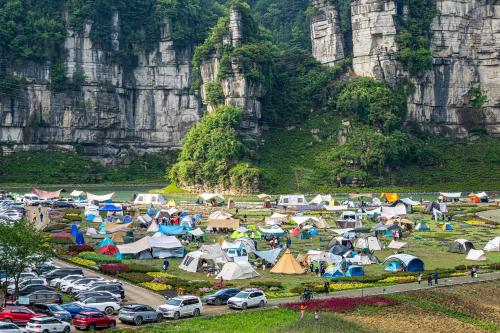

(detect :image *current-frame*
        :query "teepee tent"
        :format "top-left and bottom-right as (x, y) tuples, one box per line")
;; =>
(466, 249), (486, 261)
(270, 249), (305, 274)
(415, 221), (430, 231)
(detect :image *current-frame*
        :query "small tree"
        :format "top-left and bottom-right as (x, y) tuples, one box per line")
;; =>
(0, 220), (52, 305)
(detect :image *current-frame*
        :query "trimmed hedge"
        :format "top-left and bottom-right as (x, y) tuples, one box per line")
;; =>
(117, 272), (154, 284)
(68, 244), (94, 253)
(128, 263), (156, 273)
(100, 264), (130, 275)
(78, 252), (121, 264)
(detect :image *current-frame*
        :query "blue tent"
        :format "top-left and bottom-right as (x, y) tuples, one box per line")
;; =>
(329, 244), (348, 256)
(323, 265), (344, 278)
(98, 237), (115, 247)
(345, 265), (364, 277)
(180, 211), (188, 217)
(75, 232), (85, 245)
(309, 229), (319, 236)
(71, 224), (79, 237)
(384, 230), (394, 238)
(99, 204), (122, 212)
(86, 215), (95, 222)
(443, 223), (453, 231)
(385, 261), (403, 272)
(99, 222), (107, 234)
(383, 254), (424, 272)
(159, 225), (184, 235)
(123, 215), (133, 223)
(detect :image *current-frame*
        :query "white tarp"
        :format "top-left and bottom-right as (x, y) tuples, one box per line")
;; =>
(381, 203), (407, 218)
(199, 193), (225, 202)
(87, 192), (115, 202)
(476, 192), (488, 199)
(400, 198), (420, 206)
(70, 190), (85, 197)
(216, 261), (259, 280)
(466, 249), (486, 261)
(117, 234), (182, 255)
(324, 205), (348, 211)
(291, 216), (329, 228)
(388, 240), (409, 249)
(188, 228), (204, 237)
(484, 237), (500, 252)
(253, 248), (281, 265)
(310, 195), (332, 205)
(440, 192), (462, 198)
(147, 220), (159, 233)
(209, 211), (233, 220)
(259, 226), (285, 234)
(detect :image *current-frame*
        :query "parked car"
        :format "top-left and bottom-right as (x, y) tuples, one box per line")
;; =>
(74, 291), (121, 303)
(202, 288), (240, 305)
(227, 289), (267, 310)
(118, 304), (162, 325)
(60, 303), (100, 318)
(65, 278), (102, 293)
(30, 304), (71, 322)
(44, 268), (83, 282)
(84, 283), (125, 299)
(22, 194), (41, 206)
(76, 296), (120, 315)
(51, 199), (74, 208)
(25, 291), (63, 305)
(73, 311), (116, 331)
(157, 296), (202, 320)
(0, 321), (26, 333)
(18, 285), (53, 296)
(8, 279), (46, 294)
(6, 272), (38, 284)
(49, 274), (83, 288)
(0, 307), (42, 325)
(26, 316), (70, 333)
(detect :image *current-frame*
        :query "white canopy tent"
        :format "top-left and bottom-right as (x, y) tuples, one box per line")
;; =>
(381, 203), (407, 218)
(87, 192), (115, 202)
(291, 216), (329, 229)
(117, 234), (183, 259)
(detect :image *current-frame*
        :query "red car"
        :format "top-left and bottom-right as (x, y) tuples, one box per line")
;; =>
(73, 311), (116, 330)
(0, 306), (42, 325)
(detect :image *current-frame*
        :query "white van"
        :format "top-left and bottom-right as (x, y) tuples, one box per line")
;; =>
(23, 194), (41, 206)
(157, 296), (202, 320)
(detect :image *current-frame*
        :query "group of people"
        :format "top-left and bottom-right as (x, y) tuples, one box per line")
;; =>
(308, 261), (327, 276)
(417, 272), (439, 286)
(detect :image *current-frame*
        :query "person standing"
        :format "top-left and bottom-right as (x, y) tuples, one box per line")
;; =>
(286, 237), (292, 249)
(309, 262), (314, 273)
(163, 259), (169, 271)
(427, 274), (432, 286)
(300, 304), (307, 319)
(314, 311), (319, 321)
(417, 273), (422, 285)
(434, 271), (439, 285)
(324, 280), (330, 295)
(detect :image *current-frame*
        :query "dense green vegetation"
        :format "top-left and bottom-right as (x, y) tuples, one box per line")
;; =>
(0, 150), (177, 184)
(168, 105), (260, 191)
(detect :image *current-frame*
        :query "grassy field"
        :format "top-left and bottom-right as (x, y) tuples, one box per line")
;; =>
(111, 281), (499, 333)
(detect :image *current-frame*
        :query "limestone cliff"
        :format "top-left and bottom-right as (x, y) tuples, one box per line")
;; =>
(0, 16), (200, 157)
(310, 0), (500, 136)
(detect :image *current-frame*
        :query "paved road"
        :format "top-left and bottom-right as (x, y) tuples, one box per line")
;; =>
(477, 208), (500, 223)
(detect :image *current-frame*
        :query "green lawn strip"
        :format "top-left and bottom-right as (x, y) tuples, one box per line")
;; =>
(111, 308), (375, 333)
(388, 294), (498, 331)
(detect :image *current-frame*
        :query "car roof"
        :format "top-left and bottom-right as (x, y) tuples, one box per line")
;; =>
(174, 295), (199, 300)
(79, 311), (102, 315)
(31, 316), (53, 321)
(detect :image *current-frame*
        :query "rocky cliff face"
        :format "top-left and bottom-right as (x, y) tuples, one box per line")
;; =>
(0, 16), (201, 158)
(310, 0), (500, 137)
(199, 7), (263, 139)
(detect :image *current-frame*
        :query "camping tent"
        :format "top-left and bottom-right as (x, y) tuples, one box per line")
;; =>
(323, 265), (344, 278)
(329, 244), (349, 256)
(234, 238), (256, 253)
(111, 232), (125, 244)
(86, 228), (97, 236)
(381, 193), (399, 203)
(448, 239), (475, 254)
(159, 225), (184, 236)
(147, 220), (159, 233)
(415, 221), (430, 231)
(484, 237), (500, 252)
(216, 262), (259, 280)
(383, 254), (424, 272)
(345, 265), (364, 277)
(198, 193), (225, 205)
(253, 248), (281, 265)
(291, 216), (329, 229)
(310, 195), (332, 206)
(259, 226), (285, 235)
(188, 228), (204, 237)
(466, 249), (486, 261)
(179, 251), (219, 273)
(87, 192), (115, 202)
(32, 188), (63, 200)
(387, 240), (409, 250)
(199, 244), (230, 263)
(270, 249), (304, 274)
(99, 244), (118, 255)
(99, 205), (122, 212)
(98, 237), (114, 247)
(400, 198), (420, 206)
(116, 234), (184, 259)
(442, 222), (453, 231)
(209, 211), (233, 220)
(278, 195), (308, 206)
(354, 237), (383, 251)
(381, 204), (407, 218)
(440, 192), (461, 200)
(133, 194), (165, 205)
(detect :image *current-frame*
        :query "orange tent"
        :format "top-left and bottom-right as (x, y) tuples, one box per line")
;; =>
(290, 227), (301, 237)
(469, 196), (480, 203)
(381, 193), (399, 203)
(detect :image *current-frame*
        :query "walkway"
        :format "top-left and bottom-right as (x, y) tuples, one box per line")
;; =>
(477, 208), (500, 223)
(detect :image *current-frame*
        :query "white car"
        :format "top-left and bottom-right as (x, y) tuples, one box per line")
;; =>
(157, 296), (203, 320)
(49, 274), (83, 288)
(26, 317), (70, 333)
(227, 289), (267, 310)
(0, 322), (26, 333)
(61, 277), (101, 293)
(76, 296), (121, 315)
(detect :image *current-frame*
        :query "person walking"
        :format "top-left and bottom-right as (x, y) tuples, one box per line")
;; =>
(324, 280), (330, 295)
(427, 274), (432, 286)
(286, 237), (292, 249)
(309, 262), (314, 273)
(417, 273), (422, 285)
(300, 304), (307, 319)
(163, 259), (170, 271)
(434, 271), (439, 285)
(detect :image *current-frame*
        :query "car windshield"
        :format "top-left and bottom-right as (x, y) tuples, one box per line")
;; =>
(166, 299), (182, 306)
(48, 304), (64, 312)
(215, 289), (234, 296)
(64, 303), (80, 308)
(234, 292), (249, 299)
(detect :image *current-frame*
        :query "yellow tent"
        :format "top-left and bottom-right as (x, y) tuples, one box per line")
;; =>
(381, 193), (399, 203)
(270, 249), (305, 274)
(167, 200), (177, 207)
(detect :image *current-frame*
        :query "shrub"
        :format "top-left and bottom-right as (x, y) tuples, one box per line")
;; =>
(249, 281), (284, 290)
(48, 237), (74, 245)
(128, 263), (155, 273)
(100, 264), (130, 275)
(139, 282), (172, 291)
(68, 244), (94, 253)
(78, 252), (121, 264)
(44, 223), (68, 232)
(117, 272), (154, 284)
(69, 257), (96, 267)
(146, 272), (177, 279)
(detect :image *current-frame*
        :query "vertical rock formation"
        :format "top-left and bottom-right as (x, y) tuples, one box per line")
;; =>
(199, 6), (263, 139)
(309, 0), (500, 136)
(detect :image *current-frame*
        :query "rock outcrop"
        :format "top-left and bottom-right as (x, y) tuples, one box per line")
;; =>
(0, 16), (201, 157)
(310, 0), (500, 136)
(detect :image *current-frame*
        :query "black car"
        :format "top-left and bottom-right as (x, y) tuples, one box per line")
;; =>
(31, 303), (71, 322)
(202, 288), (240, 305)
(75, 291), (121, 303)
(44, 268), (84, 281)
(26, 291), (63, 305)
(18, 284), (54, 296)
(86, 284), (125, 299)
(52, 199), (74, 208)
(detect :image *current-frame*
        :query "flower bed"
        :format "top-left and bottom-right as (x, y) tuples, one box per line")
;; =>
(292, 282), (373, 294)
(78, 252), (121, 264)
(44, 223), (68, 232)
(139, 282), (172, 291)
(267, 291), (300, 299)
(100, 264), (130, 275)
(127, 263), (155, 273)
(68, 244), (94, 253)
(117, 272), (154, 284)
(284, 296), (397, 312)
(69, 257), (96, 267)
(379, 276), (416, 284)
(146, 272), (177, 279)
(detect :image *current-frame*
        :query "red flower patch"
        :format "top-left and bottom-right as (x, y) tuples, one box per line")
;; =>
(284, 296), (397, 312)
